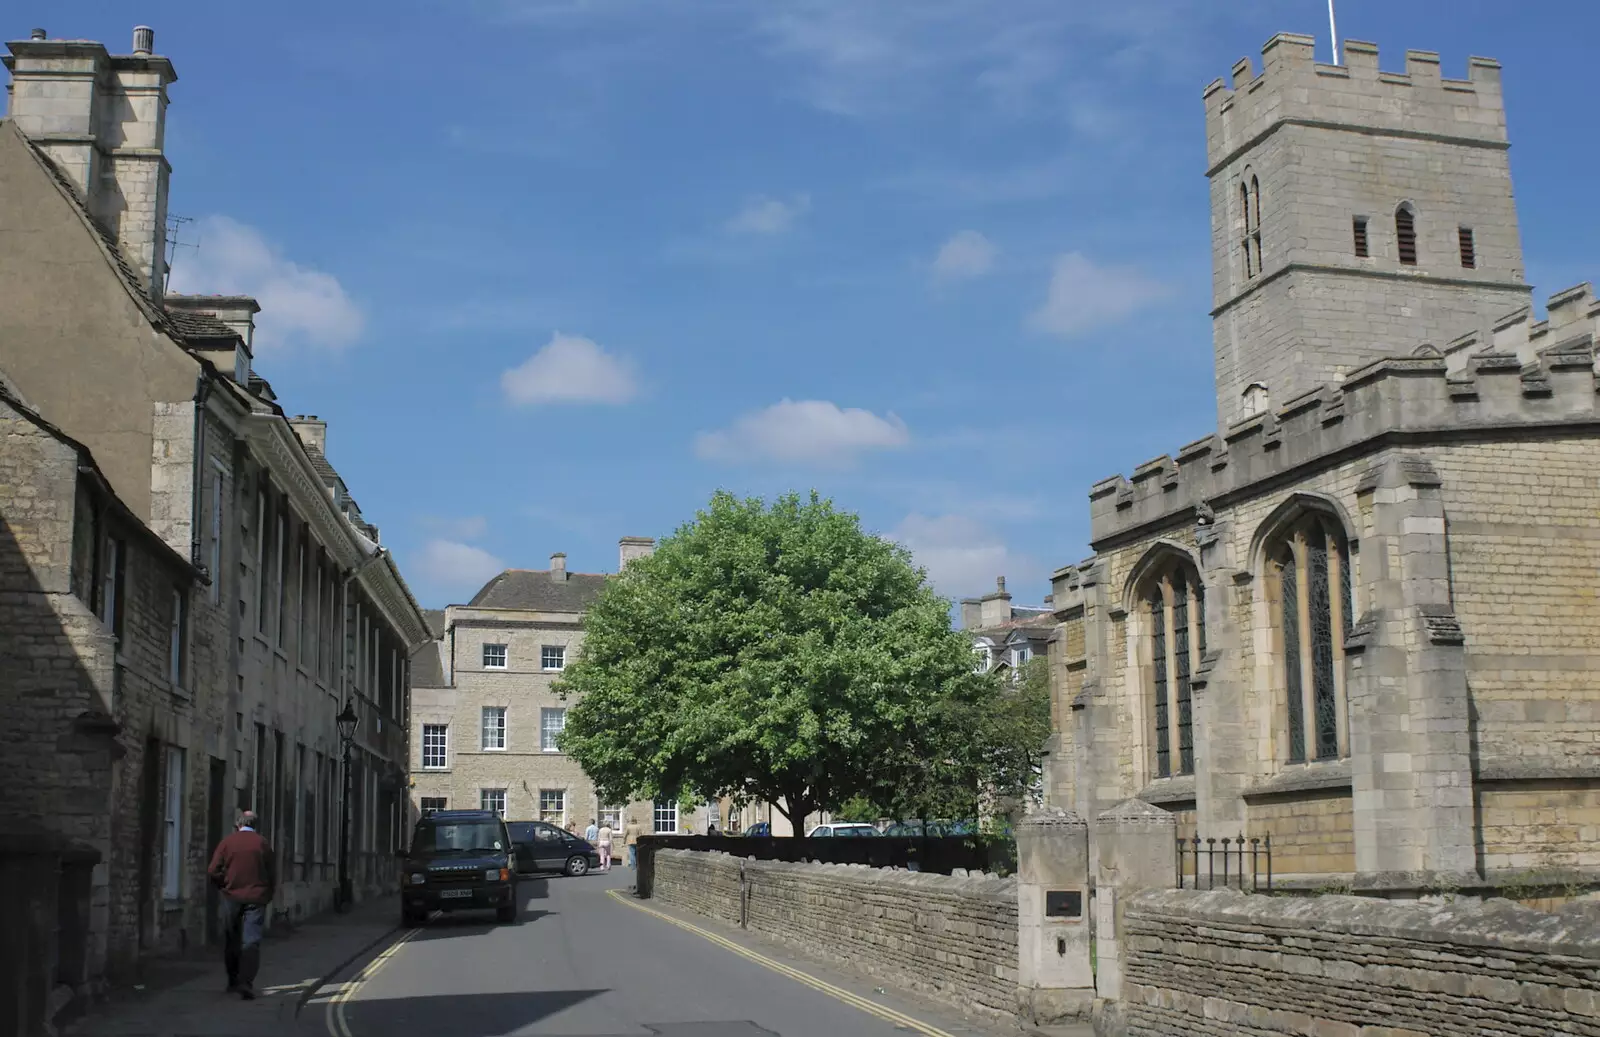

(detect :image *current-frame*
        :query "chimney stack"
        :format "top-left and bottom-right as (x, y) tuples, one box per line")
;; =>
(979, 574), (1014, 629)
(618, 536), (655, 570)
(288, 415), (327, 455)
(4, 26), (178, 299)
(550, 553), (568, 582)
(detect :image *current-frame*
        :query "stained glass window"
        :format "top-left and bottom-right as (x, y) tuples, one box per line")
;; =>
(1195, 581), (1208, 658)
(1340, 546), (1354, 636)
(1174, 579), (1194, 776)
(1281, 552), (1305, 763)
(1309, 534), (1339, 760)
(1151, 593), (1170, 778)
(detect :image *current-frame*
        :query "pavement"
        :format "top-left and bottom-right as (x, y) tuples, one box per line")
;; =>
(63, 895), (400, 1037)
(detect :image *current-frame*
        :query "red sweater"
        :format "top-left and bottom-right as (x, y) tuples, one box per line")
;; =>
(209, 829), (277, 904)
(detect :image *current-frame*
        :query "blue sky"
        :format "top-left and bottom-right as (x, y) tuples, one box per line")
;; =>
(12, 2), (1597, 609)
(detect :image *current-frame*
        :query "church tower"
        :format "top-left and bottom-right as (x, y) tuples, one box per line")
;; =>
(1205, 35), (1532, 424)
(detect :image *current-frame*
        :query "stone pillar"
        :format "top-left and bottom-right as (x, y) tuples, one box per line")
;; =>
(1191, 505), (1249, 834)
(1345, 455), (1477, 887)
(1014, 806), (1093, 1025)
(1072, 560), (1123, 822)
(1093, 800), (1177, 1005)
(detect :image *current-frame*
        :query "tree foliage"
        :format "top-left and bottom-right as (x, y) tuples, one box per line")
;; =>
(556, 490), (1006, 826)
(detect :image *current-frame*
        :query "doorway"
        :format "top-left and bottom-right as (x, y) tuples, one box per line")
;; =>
(206, 757), (226, 944)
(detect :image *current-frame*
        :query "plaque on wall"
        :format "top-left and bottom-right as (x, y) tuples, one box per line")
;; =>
(1045, 890), (1082, 918)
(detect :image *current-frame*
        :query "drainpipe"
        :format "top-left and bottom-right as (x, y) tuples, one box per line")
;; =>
(189, 373), (212, 577)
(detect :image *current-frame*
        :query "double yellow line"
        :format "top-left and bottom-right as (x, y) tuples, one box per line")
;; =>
(324, 925), (420, 1037)
(605, 889), (959, 1037)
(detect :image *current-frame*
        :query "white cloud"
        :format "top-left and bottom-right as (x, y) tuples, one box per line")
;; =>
(1028, 252), (1163, 339)
(725, 194), (810, 235)
(695, 399), (909, 465)
(167, 216), (364, 350)
(931, 230), (997, 281)
(421, 515), (489, 540)
(500, 331), (640, 406)
(891, 513), (1031, 600)
(414, 539), (506, 597)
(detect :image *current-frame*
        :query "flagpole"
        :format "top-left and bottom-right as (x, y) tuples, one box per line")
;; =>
(1328, 0), (1339, 64)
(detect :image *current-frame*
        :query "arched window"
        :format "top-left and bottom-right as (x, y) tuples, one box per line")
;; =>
(1240, 176), (1263, 278)
(1270, 514), (1354, 763)
(1144, 563), (1207, 778)
(1395, 204), (1418, 266)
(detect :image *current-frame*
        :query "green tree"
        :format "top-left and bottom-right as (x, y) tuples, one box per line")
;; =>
(555, 490), (994, 828)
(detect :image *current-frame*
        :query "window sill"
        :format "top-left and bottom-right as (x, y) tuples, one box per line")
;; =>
(541, 669), (565, 674)
(482, 747), (506, 753)
(1137, 774), (1196, 806)
(1242, 759), (1352, 802)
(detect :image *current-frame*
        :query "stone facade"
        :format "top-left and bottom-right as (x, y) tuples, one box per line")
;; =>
(0, 26), (431, 1012)
(1119, 887), (1600, 1036)
(1045, 33), (1600, 894)
(652, 849), (1020, 1024)
(410, 543), (691, 834)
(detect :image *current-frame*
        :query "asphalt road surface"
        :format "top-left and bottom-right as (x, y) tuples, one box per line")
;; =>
(314, 865), (1008, 1037)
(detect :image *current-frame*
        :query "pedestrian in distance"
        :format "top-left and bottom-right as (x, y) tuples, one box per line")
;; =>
(596, 820), (613, 872)
(565, 819), (577, 835)
(584, 817), (598, 843)
(623, 815), (642, 870)
(208, 810), (276, 1001)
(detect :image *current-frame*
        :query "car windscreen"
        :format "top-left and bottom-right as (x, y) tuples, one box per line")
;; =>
(411, 821), (505, 854)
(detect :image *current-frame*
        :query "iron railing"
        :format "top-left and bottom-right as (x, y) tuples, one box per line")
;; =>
(1177, 834), (1272, 892)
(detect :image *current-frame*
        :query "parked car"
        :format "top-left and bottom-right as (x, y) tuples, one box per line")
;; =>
(741, 822), (771, 837)
(507, 820), (602, 876)
(881, 820), (979, 837)
(807, 823), (880, 838)
(398, 809), (519, 926)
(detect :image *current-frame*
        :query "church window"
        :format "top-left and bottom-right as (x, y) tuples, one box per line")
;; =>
(1143, 561), (1206, 779)
(1240, 176), (1263, 278)
(1352, 216), (1369, 258)
(1458, 226), (1476, 269)
(1270, 514), (1354, 763)
(1396, 204), (1418, 266)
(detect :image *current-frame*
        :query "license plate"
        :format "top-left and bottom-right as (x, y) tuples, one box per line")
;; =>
(439, 889), (473, 899)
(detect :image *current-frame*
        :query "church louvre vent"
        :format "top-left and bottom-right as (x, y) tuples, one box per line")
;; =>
(1352, 216), (1369, 258)
(1459, 226), (1477, 269)
(1396, 205), (1418, 266)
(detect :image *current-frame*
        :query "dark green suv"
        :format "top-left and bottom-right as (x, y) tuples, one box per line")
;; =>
(399, 810), (518, 926)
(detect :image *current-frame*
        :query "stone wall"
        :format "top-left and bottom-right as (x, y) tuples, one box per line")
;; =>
(652, 849), (1019, 1022)
(1119, 888), (1600, 1036)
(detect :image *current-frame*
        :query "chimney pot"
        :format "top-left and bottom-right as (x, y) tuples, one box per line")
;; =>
(997, 576), (1007, 592)
(550, 552), (568, 582)
(132, 26), (154, 54)
(30, 28), (46, 40)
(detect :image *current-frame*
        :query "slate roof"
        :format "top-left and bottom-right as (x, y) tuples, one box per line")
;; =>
(410, 642), (446, 688)
(422, 609), (446, 637)
(303, 445), (339, 483)
(164, 307), (238, 340)
(468, 570), (609, 613)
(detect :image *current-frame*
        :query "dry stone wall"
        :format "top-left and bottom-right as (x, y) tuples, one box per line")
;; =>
(1121, 888), (1600, 1036)
(652, 849), (1019, 1022)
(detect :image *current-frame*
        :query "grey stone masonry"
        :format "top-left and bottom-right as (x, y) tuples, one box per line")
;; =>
(1090, 282), (1599, 548)
(1118, 888), (1600, 1036)
(1206, 34), (1532, 423)
(652, 849), (1020, 1025)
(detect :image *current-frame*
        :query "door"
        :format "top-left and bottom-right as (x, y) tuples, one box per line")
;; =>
(206, 758), (226, 944)
(530, 823), (567, 870)
(506, 823), (537, 874)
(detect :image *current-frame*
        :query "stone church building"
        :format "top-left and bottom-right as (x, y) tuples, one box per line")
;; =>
(1046, 35), (1599, 891)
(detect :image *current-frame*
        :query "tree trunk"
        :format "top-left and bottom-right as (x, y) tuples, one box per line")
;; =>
(774, 790), (813, 832)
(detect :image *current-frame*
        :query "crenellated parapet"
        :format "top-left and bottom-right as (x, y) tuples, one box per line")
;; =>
(1092, 284), (1600, 546)
(1204, 34), (1506, 174)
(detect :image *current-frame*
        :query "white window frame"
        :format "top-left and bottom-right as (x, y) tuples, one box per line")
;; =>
(419, 797), (447, 813)
(653, 801), (678, 834)
(538, 789), (566, 825)
(599, 805), (622, 829)
(421, 724), (448, 770)
(481, 707), (507, 751)
(482, 643), (508, 669)
(1014, 645), (1030, 667)
(540, 708), (566, 753)
(540, 645), (565, 671)
(163, 747), (186, 899)
(480, 788), (507, 818)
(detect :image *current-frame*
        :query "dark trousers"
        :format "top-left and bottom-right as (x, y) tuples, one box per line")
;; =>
(221, 898), (266, 987)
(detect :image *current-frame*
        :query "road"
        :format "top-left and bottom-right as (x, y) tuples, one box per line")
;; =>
(312, 865), (1008, 1037)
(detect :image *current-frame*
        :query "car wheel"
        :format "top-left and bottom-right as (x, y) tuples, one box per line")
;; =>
(565, 855), (590, 877)
(496, 902), (517, 923)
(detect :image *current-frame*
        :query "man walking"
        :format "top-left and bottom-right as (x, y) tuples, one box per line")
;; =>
(208, 810), (276, 1000)
(584, 818), (598, 844)
(623, 815), (642, 870)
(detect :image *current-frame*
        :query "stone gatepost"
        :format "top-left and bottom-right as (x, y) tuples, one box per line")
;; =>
(1015, 806), (1094, 1025)
(1093, 800), (1177, 1007)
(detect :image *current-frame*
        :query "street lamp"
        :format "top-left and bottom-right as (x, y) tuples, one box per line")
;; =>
(336, 700), (360, 911)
